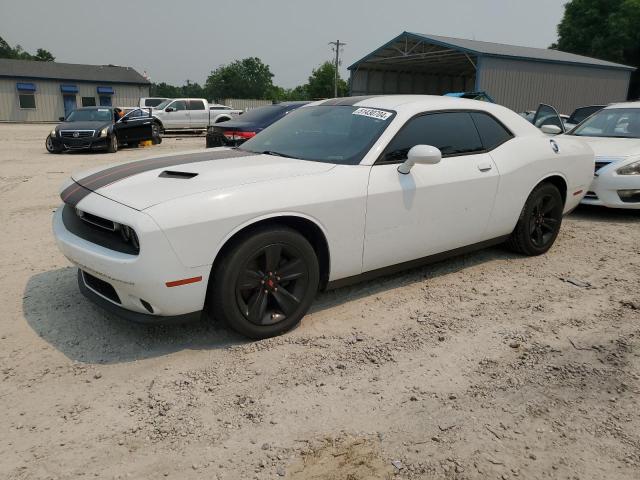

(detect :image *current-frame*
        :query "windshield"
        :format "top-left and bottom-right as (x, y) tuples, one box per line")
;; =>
(568, 105), (604, 125)
(154, 100), (173, 110)
(240, 105), (396, 165)
(65, 108), (112, 122)
(571, 108), (640, 138)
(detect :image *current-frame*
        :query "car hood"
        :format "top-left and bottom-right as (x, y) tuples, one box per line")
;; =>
(57, 120), (111, 131)
(69, 148), (335, 210)
(571, 136), (640, 160)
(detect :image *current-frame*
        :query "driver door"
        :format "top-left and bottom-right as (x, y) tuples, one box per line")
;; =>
(115, 108), (153, 143)
(532, 104), (566, 134)
(363, 111), (500, 272)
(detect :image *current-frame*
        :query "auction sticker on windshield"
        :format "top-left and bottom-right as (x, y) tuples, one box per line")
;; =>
(353, 108), (392, 121)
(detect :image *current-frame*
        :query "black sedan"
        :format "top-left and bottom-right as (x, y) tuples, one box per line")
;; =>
(46, 107), (161, 154)
(205, 101), (309, 148)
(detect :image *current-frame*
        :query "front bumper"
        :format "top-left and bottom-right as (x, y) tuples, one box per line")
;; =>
(50, 135), (109, 151)
(52, 196), (211, 320)
(582, 166), (640, 209)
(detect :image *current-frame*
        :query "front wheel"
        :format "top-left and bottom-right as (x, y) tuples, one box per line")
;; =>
(106, 134), (118, 153)
(151, 123), (162, 145)
(209, 226), (319, 339)
(45, 135), (61, 153)
(506, 183), (563, 256)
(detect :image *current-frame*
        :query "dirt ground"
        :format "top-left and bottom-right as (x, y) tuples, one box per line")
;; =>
(1, 123), (639, 480)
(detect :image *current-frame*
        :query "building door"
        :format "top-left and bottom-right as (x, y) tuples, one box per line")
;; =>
(63, 95), (77, 118)
(99, 95), (112, 106)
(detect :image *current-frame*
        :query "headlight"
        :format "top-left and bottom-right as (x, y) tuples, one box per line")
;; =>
(99, 127), (109, 137)
(617, 160), (640, 175)
(50, 129), (56, 137)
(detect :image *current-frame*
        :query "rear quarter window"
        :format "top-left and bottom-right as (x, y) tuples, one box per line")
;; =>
(469, 112), (513, 151)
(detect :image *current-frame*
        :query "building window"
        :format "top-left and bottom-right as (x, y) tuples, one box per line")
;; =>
(19, 94), (36, 109)
(82, 97), (96, 107)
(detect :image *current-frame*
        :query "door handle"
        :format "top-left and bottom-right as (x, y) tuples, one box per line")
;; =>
(477, 161), (493, 172)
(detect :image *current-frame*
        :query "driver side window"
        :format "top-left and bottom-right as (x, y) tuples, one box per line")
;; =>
(380, 112), (483, 163)
(170, 100), (187, 111)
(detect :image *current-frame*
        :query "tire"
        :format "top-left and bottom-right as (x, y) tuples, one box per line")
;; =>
(45, 135), (61, 154)
(209, 226), (320, 339)
(151, 123), (162, 145)
(106, 134), (118, 153)
(506, 182), (563, 256)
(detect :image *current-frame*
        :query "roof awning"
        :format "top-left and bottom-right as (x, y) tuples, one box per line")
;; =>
(16, 82), (36, 92)
(97, 86), (114, 94)
(60, 84), (78, 93)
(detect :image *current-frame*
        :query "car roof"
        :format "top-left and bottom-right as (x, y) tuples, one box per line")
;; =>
(605, 101), (640, 109)
(75, 106), (112, 110)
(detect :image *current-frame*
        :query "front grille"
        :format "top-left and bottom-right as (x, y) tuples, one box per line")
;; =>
(62, 204), (140, 255)
(78, 210), (116, 231)
(82, 271), (120, 304)
(60, 130), (95, 138)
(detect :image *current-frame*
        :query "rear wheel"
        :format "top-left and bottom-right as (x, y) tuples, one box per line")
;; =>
(210, 226), (319, 339)
(106, 134), (118, 153)
(507, 183), (563, 256)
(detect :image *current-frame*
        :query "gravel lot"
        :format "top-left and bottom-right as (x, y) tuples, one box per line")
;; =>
(1, 123), (639, 480)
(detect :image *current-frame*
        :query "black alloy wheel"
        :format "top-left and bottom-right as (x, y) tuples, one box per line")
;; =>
(210, 226), (319, 339)
(236, 243), (309, 326)
(507, 182), (563, 256)
(529, 193), (560, 248)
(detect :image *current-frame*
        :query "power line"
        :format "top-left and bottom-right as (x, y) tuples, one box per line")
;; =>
(329, 40), (346, 98)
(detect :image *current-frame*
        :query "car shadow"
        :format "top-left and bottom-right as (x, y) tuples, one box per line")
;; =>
(569, 204), (640, 223)
(24, 245), (519, 365)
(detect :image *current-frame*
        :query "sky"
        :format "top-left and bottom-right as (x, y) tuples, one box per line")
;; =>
(0, 0), (567, 88)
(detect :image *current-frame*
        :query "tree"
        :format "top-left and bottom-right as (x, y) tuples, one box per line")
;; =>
(205, 57), (275, 100)
(33, 48), (55, 62)
(305, 62), (348, 99)
(150, 80), (206, 99)
(552, 0), (640, 98)
(0, 35), (55, 61)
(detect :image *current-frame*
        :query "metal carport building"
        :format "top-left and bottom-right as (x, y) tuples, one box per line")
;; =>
(348, 32), (635, 113)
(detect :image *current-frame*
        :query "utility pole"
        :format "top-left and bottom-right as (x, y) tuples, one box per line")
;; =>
(329, 40), (346, 97)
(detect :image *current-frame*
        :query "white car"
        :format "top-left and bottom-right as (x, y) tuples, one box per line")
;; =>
(563, 102), (640, 208)
(52, 96), (594, 339)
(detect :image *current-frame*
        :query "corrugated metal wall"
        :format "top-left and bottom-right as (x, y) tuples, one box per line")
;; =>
(477, 57), (631, 113)
(0, 79), (150, 122)
(350, 69), (475, 96)
(221, 98), (273, 111)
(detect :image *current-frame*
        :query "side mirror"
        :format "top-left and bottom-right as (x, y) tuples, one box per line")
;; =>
(541, 124), (562, 135)
(59, 116), (65, 121)
(165, 107), (175, 112)
(398, 145), (442, 174)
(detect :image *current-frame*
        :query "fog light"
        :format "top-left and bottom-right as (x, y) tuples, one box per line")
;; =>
(618, 189), (640, 203)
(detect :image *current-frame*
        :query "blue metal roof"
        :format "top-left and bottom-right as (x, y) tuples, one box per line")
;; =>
(349, 32), (635, 72)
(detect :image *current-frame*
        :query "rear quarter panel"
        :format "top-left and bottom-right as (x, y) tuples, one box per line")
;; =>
(486, 135), (594, 237)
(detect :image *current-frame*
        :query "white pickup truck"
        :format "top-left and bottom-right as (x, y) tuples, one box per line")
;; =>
(152, 98), (242, 132)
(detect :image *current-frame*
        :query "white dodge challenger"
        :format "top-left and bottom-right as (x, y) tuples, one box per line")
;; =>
(563, 102), (640, 209)
(53, 96), (594, 339)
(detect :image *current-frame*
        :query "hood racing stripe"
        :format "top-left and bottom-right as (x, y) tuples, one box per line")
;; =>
(61, 149), (258, 207)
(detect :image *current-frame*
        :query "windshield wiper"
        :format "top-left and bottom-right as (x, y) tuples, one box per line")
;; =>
(261, 150), (298, 159)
